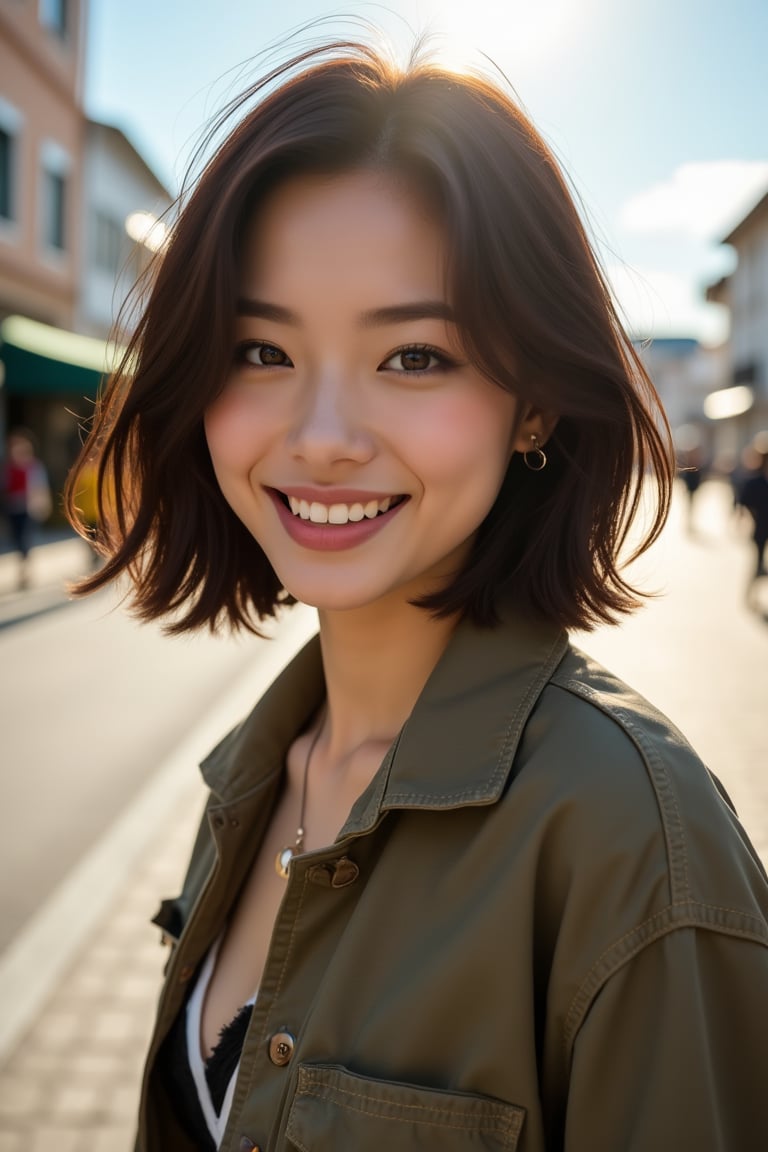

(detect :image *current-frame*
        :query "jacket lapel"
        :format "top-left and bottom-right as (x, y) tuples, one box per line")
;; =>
(198, 605), (569, 836)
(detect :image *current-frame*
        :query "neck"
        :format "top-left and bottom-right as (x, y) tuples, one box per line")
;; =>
(316, 596), (460, 762)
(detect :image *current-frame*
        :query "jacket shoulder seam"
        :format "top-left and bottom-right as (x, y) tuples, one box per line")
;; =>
(562, 900), (768, 1061)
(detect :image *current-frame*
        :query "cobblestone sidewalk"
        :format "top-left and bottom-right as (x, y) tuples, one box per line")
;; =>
(0, 780), (202, 1152)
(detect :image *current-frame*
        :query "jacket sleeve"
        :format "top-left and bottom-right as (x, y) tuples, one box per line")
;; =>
(563, 925), (768, 1151)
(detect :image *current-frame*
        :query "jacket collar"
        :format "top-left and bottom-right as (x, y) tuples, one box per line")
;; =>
(200, 605), (569, 831)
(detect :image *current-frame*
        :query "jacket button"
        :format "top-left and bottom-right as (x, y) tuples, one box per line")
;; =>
(178, 965), (195, 983)
(239, 1139), (261, 1151)
(268, 1031), (295, 1066)
(331, 857), (359, 887)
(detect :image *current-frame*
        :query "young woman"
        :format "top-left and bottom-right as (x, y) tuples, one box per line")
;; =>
(67, 41), (768, 1152)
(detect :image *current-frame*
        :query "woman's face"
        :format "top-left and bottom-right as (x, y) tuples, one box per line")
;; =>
(205, 169), (529, 614)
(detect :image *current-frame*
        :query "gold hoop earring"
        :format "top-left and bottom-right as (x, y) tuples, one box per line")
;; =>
(523, 435), (547, 472)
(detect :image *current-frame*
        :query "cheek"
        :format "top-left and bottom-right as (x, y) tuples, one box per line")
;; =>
(403, 389), (516, 486)
(204, 389), (269, 476)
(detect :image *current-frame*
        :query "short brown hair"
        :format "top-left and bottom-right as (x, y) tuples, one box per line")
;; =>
(66, 41), (674, 634)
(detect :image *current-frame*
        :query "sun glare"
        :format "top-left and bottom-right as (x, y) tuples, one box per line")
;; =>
(413, 0), (585, 67)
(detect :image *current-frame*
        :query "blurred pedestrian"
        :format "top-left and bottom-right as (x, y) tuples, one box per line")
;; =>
(731, 442), (762, 514)
(677, 441), (706, 533)
(739, 451), (768, 608)
(66, 39), (768, 1152)
(1, 428), (51, 588)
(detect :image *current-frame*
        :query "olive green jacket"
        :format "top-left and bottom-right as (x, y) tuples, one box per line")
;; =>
(140, 608), (768, 1151)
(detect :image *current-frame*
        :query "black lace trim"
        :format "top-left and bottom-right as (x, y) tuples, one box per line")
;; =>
(158, 998), (254, 1150)
(205, 1002), (254, 1113)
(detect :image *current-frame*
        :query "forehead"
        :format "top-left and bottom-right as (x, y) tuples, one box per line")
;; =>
(240, 170), (448, 302)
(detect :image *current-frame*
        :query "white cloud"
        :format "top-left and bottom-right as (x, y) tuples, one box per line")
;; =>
(619, 161), (768, 240)
(605, 263), (728, 344)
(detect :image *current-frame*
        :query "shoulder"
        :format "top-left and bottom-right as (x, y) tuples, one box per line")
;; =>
(511, 644), (768, 931)
(515, 646), (768, 1066)
(516, 643), (703, 827)
(544, 644), (702, 798)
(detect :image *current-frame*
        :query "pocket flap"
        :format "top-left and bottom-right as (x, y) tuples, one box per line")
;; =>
(286, 1063), (525, 1151)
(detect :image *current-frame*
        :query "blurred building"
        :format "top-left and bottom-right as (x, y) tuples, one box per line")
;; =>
(636, 188), (768, 475)
(705, 188), (768, 462)
(0, 0), (86, 331)
(79, 119), (171, 339)
(634, 337), (726, 465)
(0, 1), (172, 508)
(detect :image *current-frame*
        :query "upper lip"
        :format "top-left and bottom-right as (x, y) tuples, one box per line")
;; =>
(269, 486), (405, 504)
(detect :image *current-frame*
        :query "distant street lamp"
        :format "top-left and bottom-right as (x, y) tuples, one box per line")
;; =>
(703, 385), (754, 420)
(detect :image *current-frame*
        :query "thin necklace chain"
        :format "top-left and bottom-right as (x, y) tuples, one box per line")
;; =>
(274, 710), (325, 879)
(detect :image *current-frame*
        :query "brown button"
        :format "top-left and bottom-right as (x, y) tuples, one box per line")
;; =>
(178, 965), (195, 983)
(211, 813), (225, 829)
(331, 857), (360, 888)
(239, 1139), (261, 1152)
(268, 1031), (295, 1066)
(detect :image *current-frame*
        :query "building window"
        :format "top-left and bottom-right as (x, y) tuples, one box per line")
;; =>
(93, 211), (123, 275)
(0, 129), (13, 221)
(0, 98), (22, 227)
(40, 140), (71, 253)
(43, 168), (66, 249)
(40, 0), (69, 38)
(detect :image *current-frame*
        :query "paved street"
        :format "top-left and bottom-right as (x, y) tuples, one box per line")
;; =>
(0, 479), (766, 1151)
(0, 538), (258, 951)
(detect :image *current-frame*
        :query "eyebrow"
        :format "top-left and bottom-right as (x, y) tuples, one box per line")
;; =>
(235, 298), (455, 327)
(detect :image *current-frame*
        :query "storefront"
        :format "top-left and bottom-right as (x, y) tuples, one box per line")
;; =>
(0, 315), (123, 519)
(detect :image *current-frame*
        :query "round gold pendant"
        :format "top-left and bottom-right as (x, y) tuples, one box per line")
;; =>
(275, 846), (294, 879)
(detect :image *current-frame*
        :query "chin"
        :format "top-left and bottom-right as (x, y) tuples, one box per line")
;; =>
(283, 587), (388, 614)
(274, 568), (410, 615)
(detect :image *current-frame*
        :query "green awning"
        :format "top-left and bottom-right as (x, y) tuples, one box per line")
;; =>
(0, 315), (125, 397)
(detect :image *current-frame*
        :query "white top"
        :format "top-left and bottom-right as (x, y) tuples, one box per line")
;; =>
(186, 938), (256, 1149)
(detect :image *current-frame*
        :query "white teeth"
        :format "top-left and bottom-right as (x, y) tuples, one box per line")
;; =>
(309, 502), (329, 524)
(283, 494), (399, 524)
(328, 504), (348, 525)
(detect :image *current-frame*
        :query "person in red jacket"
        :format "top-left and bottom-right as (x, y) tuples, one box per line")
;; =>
(1, 428), (51, 587)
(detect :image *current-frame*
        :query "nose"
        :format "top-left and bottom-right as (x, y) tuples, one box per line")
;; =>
(288, 372), (374, 468)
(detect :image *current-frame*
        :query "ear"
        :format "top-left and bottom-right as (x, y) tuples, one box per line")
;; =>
(511, 405), (559, 455)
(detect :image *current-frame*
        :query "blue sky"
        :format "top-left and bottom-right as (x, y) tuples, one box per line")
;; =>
(84, 0), (768, 345)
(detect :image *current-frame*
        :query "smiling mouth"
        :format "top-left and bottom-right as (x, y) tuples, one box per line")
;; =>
(273, 491), (408, 525)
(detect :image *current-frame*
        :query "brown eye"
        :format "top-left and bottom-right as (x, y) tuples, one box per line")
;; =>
(400, 349), (433, 371)
(380, 346), (449, 374)
(240, 342), (293, 367)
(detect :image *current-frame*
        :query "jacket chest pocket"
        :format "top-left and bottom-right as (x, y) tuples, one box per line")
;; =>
(285, 1064), (525, 1151)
